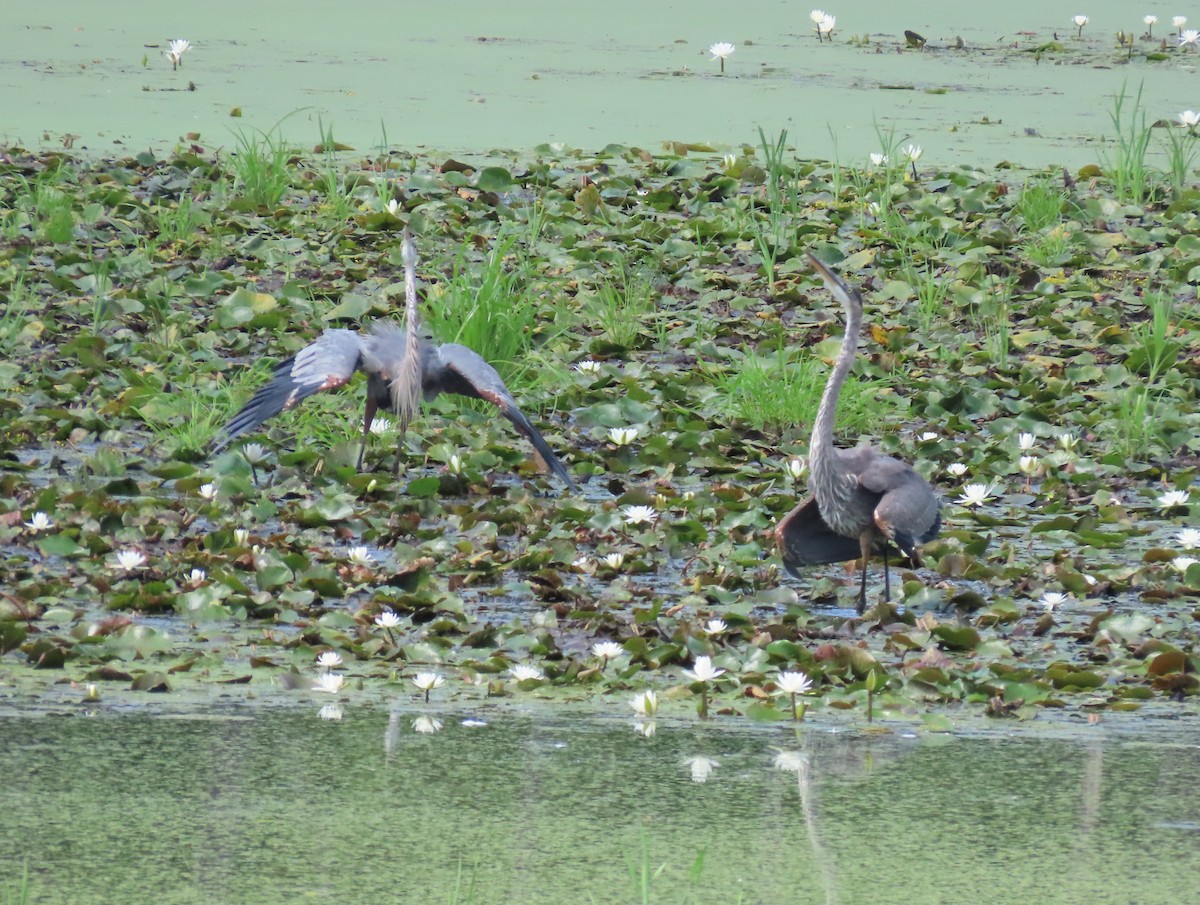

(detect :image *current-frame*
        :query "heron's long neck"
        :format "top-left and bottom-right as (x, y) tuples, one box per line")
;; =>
(393, 252), (423, 430)
(809, 295), (862, 487)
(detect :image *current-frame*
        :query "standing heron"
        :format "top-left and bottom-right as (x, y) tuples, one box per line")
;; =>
(213, 231), (576, 491)
(775, 253), (940, 614)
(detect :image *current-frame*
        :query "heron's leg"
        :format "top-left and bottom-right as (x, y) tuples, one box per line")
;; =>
(357, 396), (378, 472)
(392, 420), (408, 477)
(882, 545), (891, 601)
(856, 533), (873, 615)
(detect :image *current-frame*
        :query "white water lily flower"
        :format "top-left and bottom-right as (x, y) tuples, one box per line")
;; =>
(1177, 110), (1200, 128)
(623, 505), (657, 526)
(188, 568), (207, 586)
(708, 41), (735, 62)
(608, 426), (639, 446)
(1144, 14), (1158, 28)
(903, 143), (923, 162)
(786, 457), (807, 480)
(946, 463), (968, 477)
(869, 152), (888, 167)
(232, 528), (250, 546)
(918, 431), (938, 443)
(1176, 528), (1200, 548)
(411, 715), (442, 734)
(375, 609), (402, 629)
(114, 549), (147, 572)
(1017, 432), (1037, 451)
(369, 416), (394, 436)
(317, 651), (343, 669)
(776, 671), (814, 695)
(1180, 29), (1200, 45)
(315, 672), (345, 694)
(385, 198), (401, 217)
(241, 443), (268, 464)
(593, 641), (624, 661)
(722, 153), (738, 170)
(347, 546), (374, 566)
(1172, 556), (1198, 574)
(198, 482), (218, 501)
(630, 689), (659, 716)
(1058, 432), (1079, 450)
(686, 756), (719, 783)
(1159, 489), (1190, 509)
(447, 454), (464, 475)
(705, 618), (728, 636)
(24, 511), (53, 532)
(575, 360), (601, 374)
(601, 552), (625, 571)
(816, 14), (836, 39)
(1018, 455), (1040, 476)
(810, 9), (827, 24)
(1073, 15), (1089, 27)
(958, 483), (992, 507)
(510, 664), (544, 682)
(683, 655), (726, 683)
(165, 39), (191, 69)
(1040, 591), (1069, 612)
(1174, 16), (1187, 28)
(412, 672), (445, 692)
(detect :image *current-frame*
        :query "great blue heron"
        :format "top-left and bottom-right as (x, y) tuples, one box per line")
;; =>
(775, 253), (940, 614)
(214, 232), (576, 490)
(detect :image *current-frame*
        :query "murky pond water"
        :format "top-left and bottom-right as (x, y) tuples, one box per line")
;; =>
(3, 707), (1199, 904)
(3, 0), (1195, 167)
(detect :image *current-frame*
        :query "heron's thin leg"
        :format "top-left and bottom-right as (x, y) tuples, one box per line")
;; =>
(392, 432), (404, 476)
(857, 533), (873, 615)
(882, 545), (891, 601)
(357, 396), (378, 473)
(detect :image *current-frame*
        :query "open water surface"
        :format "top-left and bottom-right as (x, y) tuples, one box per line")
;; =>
(2, 707), (1199, 904)
(2, 0), (1196, 167)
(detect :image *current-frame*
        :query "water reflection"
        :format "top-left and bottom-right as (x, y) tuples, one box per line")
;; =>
(1, 710), (1198, 904)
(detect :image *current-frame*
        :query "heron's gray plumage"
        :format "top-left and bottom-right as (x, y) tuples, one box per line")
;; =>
(214, 234), (575, 491)
(776, 253), (940, 614)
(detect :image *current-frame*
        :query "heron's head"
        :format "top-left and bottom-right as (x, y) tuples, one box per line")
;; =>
(807, 252), (863, 316)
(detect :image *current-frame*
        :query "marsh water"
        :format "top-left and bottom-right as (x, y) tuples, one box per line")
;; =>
(3, 707), (1199, 904)
(3, 0), (1195, 168)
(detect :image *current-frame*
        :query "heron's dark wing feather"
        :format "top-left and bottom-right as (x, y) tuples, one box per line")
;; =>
(214, 329), (365, 449)
(433, 343), (576, 490)
(776, 496), (864, 574)
(861, 455), (941, 557)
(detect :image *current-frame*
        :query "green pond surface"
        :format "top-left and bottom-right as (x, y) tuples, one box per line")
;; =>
(3, 0), (1196, 168)
(2, 707), (1199, 904)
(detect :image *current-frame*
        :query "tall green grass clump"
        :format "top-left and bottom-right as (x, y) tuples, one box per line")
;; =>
(422, 235), (555, 394)
(714, 345), (891, 436)
(231, 119), (295, 208)
(1103, 82), (1153, 203)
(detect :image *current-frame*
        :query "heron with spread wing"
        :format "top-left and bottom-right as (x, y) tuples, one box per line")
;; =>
(214, 232), (576, 490)
(775, 253), (940, 613)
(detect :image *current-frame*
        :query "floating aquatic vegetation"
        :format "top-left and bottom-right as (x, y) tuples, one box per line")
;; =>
(0, 137), (1196, 725)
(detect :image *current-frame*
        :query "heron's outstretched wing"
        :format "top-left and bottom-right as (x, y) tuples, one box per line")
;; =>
(775, 496), (864, 575)
(214, 329), (365, 450)
(431, 343), (576, 491)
